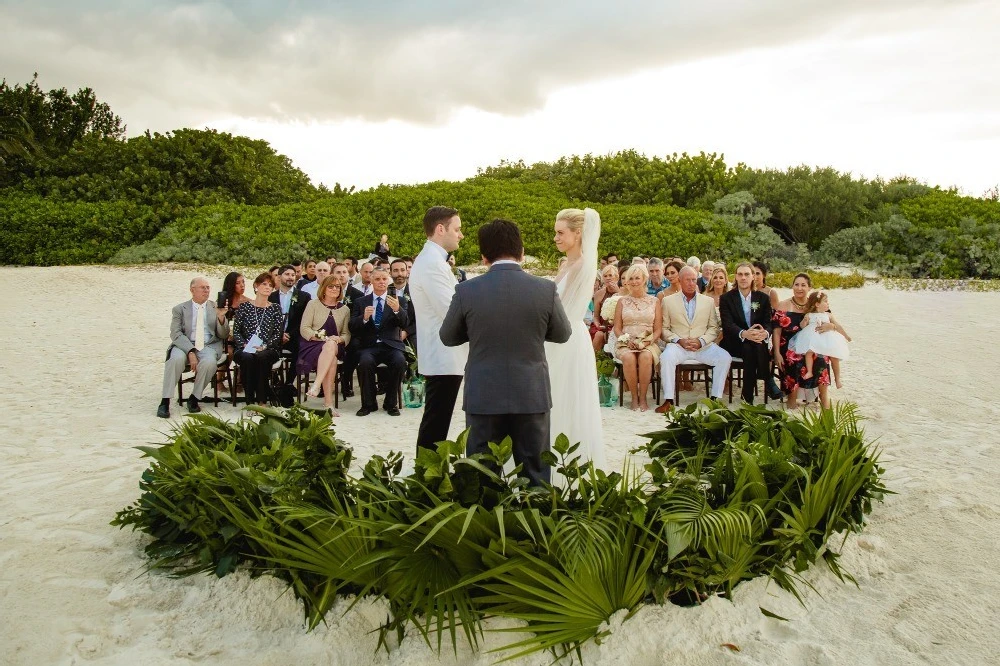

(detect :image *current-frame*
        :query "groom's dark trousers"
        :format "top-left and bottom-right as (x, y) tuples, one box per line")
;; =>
(439, 262), (572, 487)
(416, 375), (463, 451)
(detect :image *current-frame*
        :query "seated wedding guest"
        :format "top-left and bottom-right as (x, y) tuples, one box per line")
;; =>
(719, 262), (775, 404)
(752, 260), (781, 308)
(698, 260), (715, 292)
(772, 273), (832, 409)
(591, 264), (619, 352)
(232, 273), (284, 406)
(401, 256), (414, 277)
(344, 256), (361, 287)
(631, 256), (645, 265)
(647, 258), (668, 296)
(358, 261), (374, 295)
(616, 259), (631, 282)
(299, 276), (351, 416)
(296, 260), (317, 289)
(448, 254), (467, 282)
(686, 256), (701, 273)
(655, 267), (732, 413)
(599, 257), (608, 270)
(269, 264), (297, 347)
(703, 265), (731, 310)
(349, 267), (409, 416)
(656, 260), (685, 301)
(374, 233), (391, 263)
(269, 265), (280, 282)
(389, 258), (416, 347)
(613, 263), (662, 411)
(291, 260), (303, 282)
(157, 276), (230, 418)
(219, 271), (251, 320)
(605, 253), (619, 266)
(331, 262), (364, 398)
(301, 261), (331, 299)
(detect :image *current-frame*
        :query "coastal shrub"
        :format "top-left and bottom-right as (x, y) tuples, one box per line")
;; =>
(769, 271), (865, 289)
(0, 192), (159, 265)
(114, 401), (884, 660)
(109, 180), (778, 267)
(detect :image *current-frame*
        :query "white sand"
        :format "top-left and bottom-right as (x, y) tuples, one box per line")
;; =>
(1, 266), (999, 665)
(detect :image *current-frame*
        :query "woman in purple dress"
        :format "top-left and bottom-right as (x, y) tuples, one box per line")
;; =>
(299, 276), (351, 415)
(772, 273), (831, 409)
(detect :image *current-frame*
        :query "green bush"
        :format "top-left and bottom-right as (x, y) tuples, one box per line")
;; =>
(110, 180), (786, 266)
(0, 192), (159, 264)
(769, 271), (865, 289)
(115, 401), (885, 660)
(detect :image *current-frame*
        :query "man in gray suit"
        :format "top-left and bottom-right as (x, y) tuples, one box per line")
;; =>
(157, 276), (230, 418)
(440, 219), (572, 486)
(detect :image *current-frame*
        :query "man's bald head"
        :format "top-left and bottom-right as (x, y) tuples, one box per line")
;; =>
(679, 266), (699, 298)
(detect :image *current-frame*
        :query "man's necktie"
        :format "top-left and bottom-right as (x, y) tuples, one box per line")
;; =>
(194, 304), (205, 350)
(374, 297), (383, 327)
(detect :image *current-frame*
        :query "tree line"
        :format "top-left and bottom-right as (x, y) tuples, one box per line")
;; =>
(2, 74), (998, 277)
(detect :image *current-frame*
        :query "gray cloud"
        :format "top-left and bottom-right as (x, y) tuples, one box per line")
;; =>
(0, 0), (980, 132)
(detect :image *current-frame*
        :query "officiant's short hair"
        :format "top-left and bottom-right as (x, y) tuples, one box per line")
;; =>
(479, 219), (523, 262)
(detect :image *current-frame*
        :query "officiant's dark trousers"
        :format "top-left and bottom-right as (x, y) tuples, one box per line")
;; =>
(465, 412), (550, 487)
(416, 375), (463, 452)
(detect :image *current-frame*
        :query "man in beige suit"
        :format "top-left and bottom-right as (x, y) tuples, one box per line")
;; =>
(655, 266), (732, 412)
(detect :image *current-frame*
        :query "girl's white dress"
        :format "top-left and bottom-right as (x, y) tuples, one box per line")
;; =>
(545, 209), (606, 473)
(790, 312), (850, 359)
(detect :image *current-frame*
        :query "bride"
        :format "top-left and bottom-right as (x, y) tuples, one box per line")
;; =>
(545, 208), (606, 471)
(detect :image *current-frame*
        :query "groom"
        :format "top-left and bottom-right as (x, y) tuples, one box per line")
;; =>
(439, 219), (572, 487)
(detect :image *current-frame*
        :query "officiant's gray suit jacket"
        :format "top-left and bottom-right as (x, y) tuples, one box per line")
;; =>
(439, 263), (572, 415)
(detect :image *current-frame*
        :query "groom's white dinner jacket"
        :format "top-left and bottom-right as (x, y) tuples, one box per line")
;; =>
(409, 240), (469, 376)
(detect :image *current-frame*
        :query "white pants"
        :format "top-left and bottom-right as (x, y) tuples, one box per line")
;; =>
(162, 345), (223, 400)
(661, 343), (732, 399)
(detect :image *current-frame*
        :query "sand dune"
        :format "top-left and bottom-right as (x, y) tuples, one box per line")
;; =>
(1, 266), (998, 665)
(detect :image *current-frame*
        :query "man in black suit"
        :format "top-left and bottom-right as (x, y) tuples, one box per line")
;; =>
(389, 258), (417, 350)
(349, 267), (410, 416)
(440, 219), (572, 487)
(333, 262), (364, 398)
(719, 262), (774, 404)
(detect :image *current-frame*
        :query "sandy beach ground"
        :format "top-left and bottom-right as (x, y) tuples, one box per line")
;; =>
(1, 265), (999, 665)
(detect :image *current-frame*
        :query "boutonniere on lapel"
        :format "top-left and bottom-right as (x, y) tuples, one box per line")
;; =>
(751, 302), (760, 312)
(291, 293), (299, 305)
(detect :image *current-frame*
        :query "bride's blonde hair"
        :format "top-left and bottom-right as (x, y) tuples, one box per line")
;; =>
(556, 208), (585, 233)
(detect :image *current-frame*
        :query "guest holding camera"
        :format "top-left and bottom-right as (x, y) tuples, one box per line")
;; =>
(232, 273), (284, 405)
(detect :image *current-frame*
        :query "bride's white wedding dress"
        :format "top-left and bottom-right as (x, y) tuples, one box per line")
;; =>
(545, 209), (606, 472)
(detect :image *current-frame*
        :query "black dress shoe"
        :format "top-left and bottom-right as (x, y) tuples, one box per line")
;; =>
(356, 407), (372, 417)
(385, 407), (400, 416)
(766, 378), (785, 401)
(187, 396), (202, 413)
(342, 387), (355, 398)
(157, 403), (170, 418)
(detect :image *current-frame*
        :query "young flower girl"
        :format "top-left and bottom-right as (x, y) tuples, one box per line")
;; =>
(791, 291), (852, 388)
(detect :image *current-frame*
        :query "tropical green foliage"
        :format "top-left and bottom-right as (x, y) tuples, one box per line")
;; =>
(818, 192), (1000, 278)
(769, 271), (866, 289)
(472, 150), (739, 208)
(109, 180), (780, 267)
(5, 74), (997, 276)
(0, 192), (158, 265)
(114, 401), (884, 661)
(1, 73), (124, 186)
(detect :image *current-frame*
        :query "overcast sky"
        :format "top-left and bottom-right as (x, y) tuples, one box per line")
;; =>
(3, 0), (998, 194)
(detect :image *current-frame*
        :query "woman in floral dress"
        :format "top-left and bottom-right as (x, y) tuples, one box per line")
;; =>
(772, 273), (831, 409)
